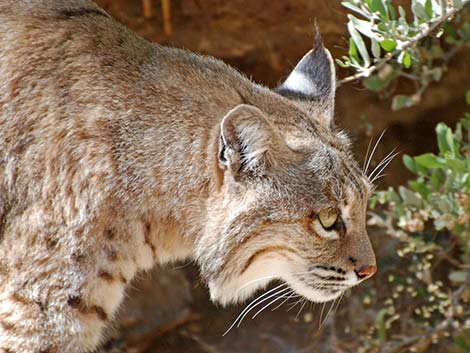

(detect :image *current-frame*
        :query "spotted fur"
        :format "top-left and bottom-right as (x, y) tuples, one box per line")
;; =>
(0, 1), (376, 352)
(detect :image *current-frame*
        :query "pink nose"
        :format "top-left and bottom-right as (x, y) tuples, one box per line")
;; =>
(355, 265), (377, 280)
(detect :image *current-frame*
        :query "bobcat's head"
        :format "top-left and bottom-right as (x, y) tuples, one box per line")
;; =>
(197, 33), (376, 306)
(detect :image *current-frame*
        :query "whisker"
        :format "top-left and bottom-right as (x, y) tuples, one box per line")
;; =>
(368, 149), (398, 180)
(235, 275), (280, 293)
(319, 301), (326, 327)
(364, 129), (386, 176)
(371, 173), (387, 183)
(222, 283), (288, 336)
(295, 298), (308, 320)
(370, 151), (399, 182)
(271, 291), (298, 311)
(287, 297), (304, 312)
(363, 134), (374, 174)
(333, 293), (344, 315)
(235, 286), (290, 329)
(320, 298), (337, 329)
(251, 290), (294, 319)
(367, 148), (396, 180)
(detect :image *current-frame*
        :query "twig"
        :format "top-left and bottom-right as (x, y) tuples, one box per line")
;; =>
(142, 0), (153, 18)
(161, 0), (172, 37)
(337, 0), (470, 86)
(382, 283), (469, 353)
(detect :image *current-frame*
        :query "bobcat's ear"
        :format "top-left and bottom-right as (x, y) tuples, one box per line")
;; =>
(276, 30), (336, 124)
(219, 104), (275, 179)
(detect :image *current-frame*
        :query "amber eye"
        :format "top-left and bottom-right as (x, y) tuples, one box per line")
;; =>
(318, 208), (338, 230)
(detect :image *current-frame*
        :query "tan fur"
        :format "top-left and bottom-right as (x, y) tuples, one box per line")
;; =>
(0, 1), (376, 352)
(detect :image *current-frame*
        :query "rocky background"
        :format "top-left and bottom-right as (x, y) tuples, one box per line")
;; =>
(91, 1), (470, 352)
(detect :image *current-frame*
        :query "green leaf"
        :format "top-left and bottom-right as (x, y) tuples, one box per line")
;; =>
(430, 67), (443, 82)
(341, 2), (369, 18)
(409, 181), (430, 198)
(388, 3), (397, 20)
(398, 5), (407, 18)
(348, 16), (371, 67)
(363, 75), (394, 92)
(449, 270), (468, 283)
(371, 38), (381, 59)
(454, 336), (470, 351)
(335, 58), (350, 68)
(430, 170), (444, 190)
(414, 153), (445, 168)
(466, 90), (470, 105)
(446, 158), (466, 172)
(403, 154), (417, 172)
(435, 123), (452, 154)
(403, 51), (412, 68)
(445, 23), (458, 40)
(462, 172), (470, 188)
(349, 16), (381, 40)
(434, 195), (453, 213)
(380, 39), (397, 52)
(455, 122), (463, 144)
(370, 0), (388, 19)
(375, 308), (387, 342)
(412, 1), (429, 19)
(445, 128), (456, 157)
(392, 95), (415, 110)
(425, 0), (433, 18)
(453, 0), (463, 9)
(431, 44), (444, 58)
(398, 186), (423, 208)
(348, 38), (359, 63)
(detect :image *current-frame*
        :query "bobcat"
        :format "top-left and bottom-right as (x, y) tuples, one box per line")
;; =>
(0, 1), (377, 352)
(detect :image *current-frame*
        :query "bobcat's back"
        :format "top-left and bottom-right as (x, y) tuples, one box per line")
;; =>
(0, 2), (246, 351)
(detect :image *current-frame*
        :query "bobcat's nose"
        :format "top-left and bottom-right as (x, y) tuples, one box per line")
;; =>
(354, 265), (377, 280)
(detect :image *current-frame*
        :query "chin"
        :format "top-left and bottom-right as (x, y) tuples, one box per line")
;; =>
(285, 275), (345, 303)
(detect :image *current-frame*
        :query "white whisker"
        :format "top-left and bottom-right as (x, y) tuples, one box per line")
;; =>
(222, 283), (288, 336)
(287, 296), (304, 312)
(222, 283), (289, 336)
(295, 298), (308, 320)
(235, 275), (280, 293)
(364, 129), (386, 176)
(363, 134), (374, 174)
(334, 293), (344, 315)
(235, 286), (290, 329)
(371, 173), (387, 183)
(271, 291), (298, 311)
(368, 148), (398, 180)
(320, 298), (337, 329)
(251, 290), (294, 319)
(370, 151), (399, 182)
(319, 301), (326, 327)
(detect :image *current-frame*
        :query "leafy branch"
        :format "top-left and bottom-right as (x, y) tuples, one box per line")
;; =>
(365, 93), (470, 352)
(337, 0), (470, 110)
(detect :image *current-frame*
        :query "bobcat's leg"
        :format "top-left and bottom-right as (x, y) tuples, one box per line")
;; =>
(0, 209), (151, 352)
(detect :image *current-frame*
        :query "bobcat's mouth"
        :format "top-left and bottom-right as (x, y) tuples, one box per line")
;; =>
(286, 276), (345, 303)
(286, 266), (357, 303)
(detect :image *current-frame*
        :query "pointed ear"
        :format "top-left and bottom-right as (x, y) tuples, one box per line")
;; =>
(219, 104), (276, 178)
(276, 30), (336, 122)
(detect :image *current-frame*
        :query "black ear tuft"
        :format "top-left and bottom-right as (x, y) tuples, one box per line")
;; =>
(275, 27), (336, 116)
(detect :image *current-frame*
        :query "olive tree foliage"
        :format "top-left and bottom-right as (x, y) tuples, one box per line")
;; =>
(337, 0), (470, 110)
(337, 2), (470, 352)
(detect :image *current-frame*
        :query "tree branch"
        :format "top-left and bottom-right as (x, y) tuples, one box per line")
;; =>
(337, 0), (470, 86)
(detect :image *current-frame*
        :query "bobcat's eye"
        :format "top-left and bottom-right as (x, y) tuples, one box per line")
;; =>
(318, 208), (338, 229)
(308, 208), (341, 240)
